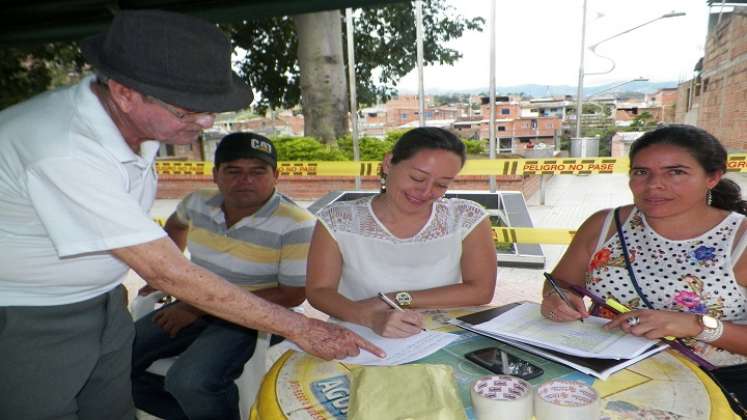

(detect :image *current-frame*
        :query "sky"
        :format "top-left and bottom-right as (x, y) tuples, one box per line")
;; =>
(397, 0), (716, 92)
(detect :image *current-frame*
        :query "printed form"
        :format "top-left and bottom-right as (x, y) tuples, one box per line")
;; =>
(474, 302), (658, 359)
(337, 322), (460, 366)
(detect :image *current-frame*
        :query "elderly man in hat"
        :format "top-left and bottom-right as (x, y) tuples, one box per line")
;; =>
(132, 132), (316, 420)
(0, 10), (381, 420)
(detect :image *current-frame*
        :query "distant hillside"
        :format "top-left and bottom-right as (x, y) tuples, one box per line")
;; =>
(399, 81), (678, 98)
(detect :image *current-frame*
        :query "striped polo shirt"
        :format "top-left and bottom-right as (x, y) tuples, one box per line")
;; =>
(175, 189), (315, 290)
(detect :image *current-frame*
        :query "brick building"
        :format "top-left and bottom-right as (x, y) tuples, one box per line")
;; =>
(614, 103), (662, 123)
(675, 9), (747, 151)
(451, 97), (561, 154)
(645, 88), (678, 123)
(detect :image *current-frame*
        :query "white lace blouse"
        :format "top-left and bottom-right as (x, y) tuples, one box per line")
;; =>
(317, 195), (488, 301)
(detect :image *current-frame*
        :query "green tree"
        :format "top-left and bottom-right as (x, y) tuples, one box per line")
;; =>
(433, 93), (468, 106)
(225, 1), (483, 142)
(0, 43), (85, 110)
(1, 1), (482, 140)
(273, 136), (347, 160)
(337, 135), (394, 161)
(384, 128), (412, 143)
(463, 139), (486, 156)
(625, 111), (657, 132)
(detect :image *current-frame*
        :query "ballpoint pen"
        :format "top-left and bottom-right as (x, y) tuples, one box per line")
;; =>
(543, 272), (584, 323)
(378, 292), (404, 312)
(378, 292), (426, 331)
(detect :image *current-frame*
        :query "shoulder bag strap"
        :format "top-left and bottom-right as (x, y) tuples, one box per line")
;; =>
(613, 207), (717, 371)
(613, 207), (655, 308)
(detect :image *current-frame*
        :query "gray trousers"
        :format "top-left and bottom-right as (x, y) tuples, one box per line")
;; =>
(0, 285), (134, 420)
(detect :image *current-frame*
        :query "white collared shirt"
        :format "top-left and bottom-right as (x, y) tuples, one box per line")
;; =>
(0, 76), (166, 306)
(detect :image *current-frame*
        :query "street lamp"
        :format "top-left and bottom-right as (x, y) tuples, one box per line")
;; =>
(574, 4), (685, 139)
(584, 77), (649, 118)
(585, 77), (649, 99)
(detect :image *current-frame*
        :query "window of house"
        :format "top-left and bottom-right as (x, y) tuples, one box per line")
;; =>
(425, 112), (433, 119)
(501, 108), (510, 115)
(498, 126), (506, 132)
(498, 138), (512, 153)
(400, 113), (408, 119)
(530, 120), (537, 129)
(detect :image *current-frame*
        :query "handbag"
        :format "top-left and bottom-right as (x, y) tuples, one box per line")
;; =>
(613, 207), (747, 417)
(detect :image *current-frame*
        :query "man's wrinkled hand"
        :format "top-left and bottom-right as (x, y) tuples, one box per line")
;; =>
(153, 302), (203, 337)
(293, 318), (386, 361)
(138, 284), (159, 296)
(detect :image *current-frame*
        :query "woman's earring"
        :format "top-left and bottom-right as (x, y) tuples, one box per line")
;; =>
(706, 189), (713, 206)
(380, 173), (387, 193)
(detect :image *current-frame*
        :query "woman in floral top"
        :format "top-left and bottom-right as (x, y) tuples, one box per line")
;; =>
(540, 125), (747, 403)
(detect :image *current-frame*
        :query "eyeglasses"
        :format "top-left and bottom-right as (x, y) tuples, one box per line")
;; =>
(147, 96), (214, 121)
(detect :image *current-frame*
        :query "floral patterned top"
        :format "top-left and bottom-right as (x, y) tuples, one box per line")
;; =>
(587, 207), (747, 366)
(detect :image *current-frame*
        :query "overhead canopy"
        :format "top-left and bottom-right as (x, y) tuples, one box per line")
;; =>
(1, 0), (406, 46)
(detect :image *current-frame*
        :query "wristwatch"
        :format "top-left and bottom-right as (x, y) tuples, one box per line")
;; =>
(395, 291), (413, 308)
(695, 314), (724, 342)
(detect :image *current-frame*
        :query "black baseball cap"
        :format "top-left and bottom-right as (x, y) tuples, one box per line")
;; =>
(214, 132), (277, 169)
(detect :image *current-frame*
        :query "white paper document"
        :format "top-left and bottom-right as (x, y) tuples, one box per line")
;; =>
(336, 322), (461, 366)
(472, 302), (658, 360)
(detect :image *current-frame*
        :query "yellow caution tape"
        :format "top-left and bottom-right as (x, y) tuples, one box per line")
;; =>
(156, 154), (747, 177)
(462, 157), (626, 176)
(727, 153), (747, 172)
(150, 217), (574, 245)
(492, 227), (576, 245)
(155, 161), (213, 176)
(275, 161), (383, 177)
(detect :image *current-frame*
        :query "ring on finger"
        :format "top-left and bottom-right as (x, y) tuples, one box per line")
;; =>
(626, 316), (640, 327)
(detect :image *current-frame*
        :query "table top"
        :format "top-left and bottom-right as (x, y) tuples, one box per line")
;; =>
(251, 308), (739, 420)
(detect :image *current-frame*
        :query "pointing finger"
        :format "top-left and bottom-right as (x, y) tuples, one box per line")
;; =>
(353, 333), (386, 358)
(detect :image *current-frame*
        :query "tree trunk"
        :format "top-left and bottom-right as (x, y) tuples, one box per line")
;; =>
(293, 11), (348, 144)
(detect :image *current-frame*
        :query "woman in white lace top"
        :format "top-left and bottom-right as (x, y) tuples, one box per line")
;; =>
(540, 125), (747, 406)
(306, 127), (497, 338)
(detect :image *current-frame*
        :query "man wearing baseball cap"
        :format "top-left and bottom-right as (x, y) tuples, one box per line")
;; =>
(132, 132), (314, 419)
(0, 10), (381, 420)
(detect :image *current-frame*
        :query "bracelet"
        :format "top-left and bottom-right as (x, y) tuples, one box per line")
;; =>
(695, 318), (724, 343)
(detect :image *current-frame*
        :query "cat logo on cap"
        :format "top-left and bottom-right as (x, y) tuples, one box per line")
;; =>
(251, 138), (273, 154)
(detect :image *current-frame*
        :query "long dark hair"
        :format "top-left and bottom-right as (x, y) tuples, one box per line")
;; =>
(381, 127), (466, 193)
(629, 124), (747, 215)
(390, 127), (466, 166)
